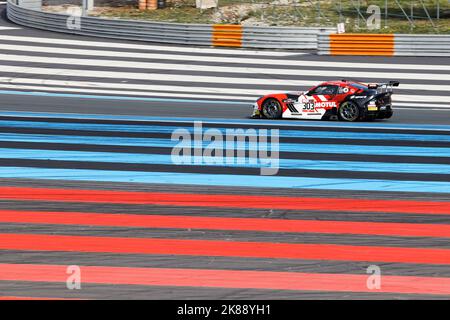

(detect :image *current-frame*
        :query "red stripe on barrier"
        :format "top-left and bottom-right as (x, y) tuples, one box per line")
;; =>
(0, 186), (449, 215)
(1, 264), (450, 295)
(1, 210), (450, 238)
(0, 233), (449, 265)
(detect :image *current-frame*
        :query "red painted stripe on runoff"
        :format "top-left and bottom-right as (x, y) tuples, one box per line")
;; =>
(0, 233), (450, 265)
(1, 264), (450, 295)
(1, 210), (450, 238)
(0, 186), (449, 215)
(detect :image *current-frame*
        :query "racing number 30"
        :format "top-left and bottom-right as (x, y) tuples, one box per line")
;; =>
(302, 102), (315, 111)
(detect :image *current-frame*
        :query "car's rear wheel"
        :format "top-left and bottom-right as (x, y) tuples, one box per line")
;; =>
(261, 98), (282, 119)
(338, 101), (360, 122)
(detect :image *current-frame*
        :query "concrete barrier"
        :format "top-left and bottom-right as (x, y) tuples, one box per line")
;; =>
(7, 0), (335, 50)
(318, 33), (450, 57)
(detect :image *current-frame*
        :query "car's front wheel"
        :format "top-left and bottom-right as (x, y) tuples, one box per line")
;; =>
(261, 98), (282, 119)
(338, 101), (360, 122)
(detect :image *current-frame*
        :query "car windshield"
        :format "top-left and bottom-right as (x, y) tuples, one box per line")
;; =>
(309, 85), (338, 95)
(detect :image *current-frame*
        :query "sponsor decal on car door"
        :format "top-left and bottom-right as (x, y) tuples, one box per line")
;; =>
(290, 94), (334, 120)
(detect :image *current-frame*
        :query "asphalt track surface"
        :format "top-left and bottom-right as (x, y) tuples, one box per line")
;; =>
(0, 4), (450, 300)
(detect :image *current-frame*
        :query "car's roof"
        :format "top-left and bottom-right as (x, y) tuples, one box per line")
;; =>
(318, 80), (368, 87)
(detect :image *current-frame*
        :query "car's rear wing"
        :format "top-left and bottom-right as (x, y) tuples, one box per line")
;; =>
(367, 81), (400, 93)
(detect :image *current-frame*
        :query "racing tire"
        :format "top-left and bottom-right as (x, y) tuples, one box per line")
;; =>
(338, 101), (361, 122)
(261, 98), (282, 119)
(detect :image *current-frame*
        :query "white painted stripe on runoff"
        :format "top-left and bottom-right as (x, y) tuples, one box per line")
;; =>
(394, 103), (450, 109)
(0, 84), (257, 101)
(393, 95), (450, 104)
(1, 64), (449, 93)
(396, 107), (450, 111)
(1, 75), (448, 94)
(3, 53), (449, 82)
(0, 27), (19, 30)
(0, 35), (294, 56)
(0, 77), (271, 96)
(1, 43), (449, 74)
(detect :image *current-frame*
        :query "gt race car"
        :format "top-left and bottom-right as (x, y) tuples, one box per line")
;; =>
(251, 80), (399, 122)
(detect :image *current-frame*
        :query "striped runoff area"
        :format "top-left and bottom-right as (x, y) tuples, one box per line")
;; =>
(0, 31), (449, 110)
(0, 112), (449, 299)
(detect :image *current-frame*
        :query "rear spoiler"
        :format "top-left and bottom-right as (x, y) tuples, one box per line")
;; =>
(367, 81), (400, 93)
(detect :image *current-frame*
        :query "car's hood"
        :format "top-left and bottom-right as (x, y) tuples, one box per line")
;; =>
(284, 91), (304, 100)
(286, 91), (304, 96)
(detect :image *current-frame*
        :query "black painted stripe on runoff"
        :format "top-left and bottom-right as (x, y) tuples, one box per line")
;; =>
(1, 127), (449, 148)
(2, 116), (449, 136)
(1, 141), (450, 165)
(0, 177), (449, 201)
(1, 280), (446, 299)
(0, 72), (288, 90)
(0, 88), (246, 104)
(0, 159), (448, 182)
(0, 73), (292, 91)
(2, 250), (450, 278)
(1, 223), (450, 249)
(1, 200), (449, 225)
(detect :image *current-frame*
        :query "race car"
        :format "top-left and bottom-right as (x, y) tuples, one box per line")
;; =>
(251, 80), (399, 122)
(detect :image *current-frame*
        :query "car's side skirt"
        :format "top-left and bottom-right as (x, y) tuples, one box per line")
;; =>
(282, 108), (326, 120)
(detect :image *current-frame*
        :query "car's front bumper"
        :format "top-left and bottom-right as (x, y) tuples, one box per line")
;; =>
(251, 102), (261, 118)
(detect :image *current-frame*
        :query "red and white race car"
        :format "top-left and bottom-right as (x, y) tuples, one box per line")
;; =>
(251, 80), (399, 122)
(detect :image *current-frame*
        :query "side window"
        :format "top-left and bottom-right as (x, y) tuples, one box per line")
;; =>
(338, 86), (353, 94)
(308, 85), (338, 96)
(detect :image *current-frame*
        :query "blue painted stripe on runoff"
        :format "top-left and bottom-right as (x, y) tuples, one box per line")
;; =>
(0, 111), (448, 192)
(0, 148), (449, 174)
(2, 110), (450, 131)
(1, 120), (450, 143)
(1, 133), (450, 157)
(0, 167), (448, 193)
